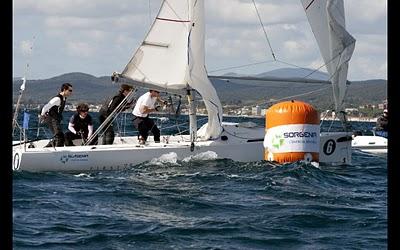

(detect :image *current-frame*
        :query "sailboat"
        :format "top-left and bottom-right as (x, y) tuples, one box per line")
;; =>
(12, 0), (356, 172)
(352, 134), (387, 154)
(351, 128), (387, 154)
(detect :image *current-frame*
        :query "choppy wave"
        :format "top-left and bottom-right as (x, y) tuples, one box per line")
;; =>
(13, 150), (387, 249)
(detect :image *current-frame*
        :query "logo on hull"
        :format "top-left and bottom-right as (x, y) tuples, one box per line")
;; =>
(59, 153), (89, 164)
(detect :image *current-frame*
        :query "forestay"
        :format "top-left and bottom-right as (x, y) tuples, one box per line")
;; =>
(120, 0), (222, 139)
(301, 0), (355, 114)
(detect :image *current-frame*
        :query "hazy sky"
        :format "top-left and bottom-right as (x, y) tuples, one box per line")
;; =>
(13, 0), (387, 81)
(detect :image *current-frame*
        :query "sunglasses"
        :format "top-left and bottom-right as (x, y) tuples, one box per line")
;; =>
(80, 110), (89, 112)
(67, 89), (73, 92)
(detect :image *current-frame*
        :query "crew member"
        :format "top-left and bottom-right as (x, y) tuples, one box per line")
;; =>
(98, 84), (134, 144)
(40, 83), (73, 147)
(132, 89), (167, 144)
(375, 109), (388, 138)
(64, 103), (95, 146)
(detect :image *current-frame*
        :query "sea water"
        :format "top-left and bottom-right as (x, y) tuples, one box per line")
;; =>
(12, 111), (387, 249)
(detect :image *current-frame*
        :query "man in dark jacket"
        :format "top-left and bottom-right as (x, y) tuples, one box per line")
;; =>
(375, 109), (388, 138)
(98, 84), (134, 144)
(64, 103), (95, 146)
(40, 83), (73, 147)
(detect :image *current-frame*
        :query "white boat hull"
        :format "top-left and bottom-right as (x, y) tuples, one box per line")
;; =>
(320, 132), (352, 165)
(13, 137), (263, 172)
(351, 135), (388, 154)
(13, 124), (353, 172)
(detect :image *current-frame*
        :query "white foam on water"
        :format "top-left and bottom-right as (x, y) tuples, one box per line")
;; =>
(281, 176), (297, 185)
(148, 152), (179, 166)
(310, 161), (320, 169)
(182, 151), (218, 162)
(73, 173), (93, 178)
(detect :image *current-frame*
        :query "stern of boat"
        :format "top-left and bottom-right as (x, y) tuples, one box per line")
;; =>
(319, 132), (353, 165)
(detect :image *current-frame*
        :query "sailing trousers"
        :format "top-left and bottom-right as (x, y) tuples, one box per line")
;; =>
(133, 116), (160, 142)
(44, 117), (64, 147)
(99, 115), (115, 145)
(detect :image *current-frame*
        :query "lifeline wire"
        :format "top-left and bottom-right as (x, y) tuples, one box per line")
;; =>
(252, 0), (276, 61)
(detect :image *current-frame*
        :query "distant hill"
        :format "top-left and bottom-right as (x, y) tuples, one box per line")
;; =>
(13, 69), (387, 111)
(255, 68), (329, 80)
(213, 68), (386, 109)
(13, 72), (117, 105)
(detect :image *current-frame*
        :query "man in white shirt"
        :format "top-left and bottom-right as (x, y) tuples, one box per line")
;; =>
(40, 83), (73, 147)
(132, 89), (167, 144)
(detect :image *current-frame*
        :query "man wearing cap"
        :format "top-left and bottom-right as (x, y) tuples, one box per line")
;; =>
(132, 89), (167, 144)
(98, 84), (134, 144)
(375, 109), (388, 138)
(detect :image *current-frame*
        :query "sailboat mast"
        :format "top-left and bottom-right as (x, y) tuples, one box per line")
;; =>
(186, 0), (197, 150)
(186, 89), (197, 150)
(12, 79), (25, 135)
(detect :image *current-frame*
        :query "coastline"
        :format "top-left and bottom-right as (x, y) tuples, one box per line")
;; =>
(183, 113), (377, 122)
(13, 107), (378, 122)
(324, 117), (377, 122)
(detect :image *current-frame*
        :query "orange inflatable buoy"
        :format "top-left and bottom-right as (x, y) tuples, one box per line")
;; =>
(263, 100), (320, 164)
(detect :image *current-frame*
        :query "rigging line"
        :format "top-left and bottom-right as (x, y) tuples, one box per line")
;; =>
(13, 36), (36, 135)
(163, 0), (188, 25)
(258, 85), (331, 106)
(166, 95), (183, 134)
(22, 36), (36, 81)
(173, 117), (208, 135)
(85, 89), (137, 145)
(223, 128), (262, 140)
(299, 64), (327, 80)
(251, 0), (276, 61)
(276, 59), (323, 73)
(148, 0), (152, 25)
(319, 108), (334, 126)
(278, 42), (353, 81)
(275, 51), (346, 94)
(159, 121), (189, 133)
(94, 103), (127, 141)
(275, 59), (331, 81)
(305, 0), (316, 10)
(115, 112), (128, 138)
(208, 60), (275, 73)
(327, 114), (337, 132)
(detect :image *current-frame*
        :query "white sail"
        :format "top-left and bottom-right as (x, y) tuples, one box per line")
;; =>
(186, 0), (223, 139)
(13, 1), (359, 173)
(301, 0), (356, 113)
(121, 0), (190, 90)
(121, 0), (222, 139)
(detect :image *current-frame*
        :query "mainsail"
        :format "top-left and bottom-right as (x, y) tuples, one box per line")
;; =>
(301, 0), (356, 113)
(120, 0), (222, 139)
